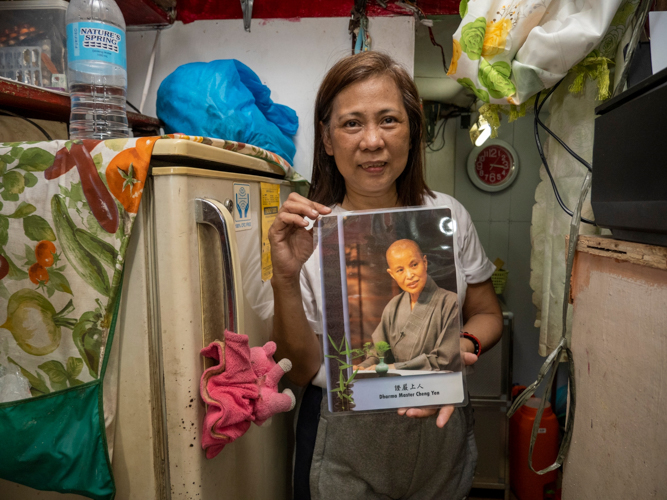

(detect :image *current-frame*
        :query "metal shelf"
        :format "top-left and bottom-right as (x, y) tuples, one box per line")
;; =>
(0, 78), (162, 136)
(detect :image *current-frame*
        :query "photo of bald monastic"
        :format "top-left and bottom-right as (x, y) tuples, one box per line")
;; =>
(316, 206), (466, 413)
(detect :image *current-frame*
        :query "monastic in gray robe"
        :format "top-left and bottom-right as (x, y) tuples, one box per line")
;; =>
(360, 275), (461, 372)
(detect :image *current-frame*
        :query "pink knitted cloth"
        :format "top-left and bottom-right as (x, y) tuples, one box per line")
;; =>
(250, 341), (296, 426)
(200, 331), (295, 459)
(200, 331), (258, 459)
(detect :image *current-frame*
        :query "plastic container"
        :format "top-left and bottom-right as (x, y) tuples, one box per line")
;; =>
(509, 397), (559, 500)
(0, 0), (69, 90)
(0, 362), (31, 403)
(66, 0), (129, 139)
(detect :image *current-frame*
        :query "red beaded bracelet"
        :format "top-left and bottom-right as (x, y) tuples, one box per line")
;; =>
(461, 332), (482, 356)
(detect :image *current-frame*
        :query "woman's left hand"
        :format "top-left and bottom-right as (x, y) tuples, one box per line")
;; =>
(397, 351), (478, 428)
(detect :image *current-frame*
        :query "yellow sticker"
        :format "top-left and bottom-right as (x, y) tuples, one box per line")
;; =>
(260, 182), (280, 281)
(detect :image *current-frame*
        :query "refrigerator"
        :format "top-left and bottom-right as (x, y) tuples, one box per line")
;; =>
(468, 310), (514, 500)
(0, 138), (296, 499)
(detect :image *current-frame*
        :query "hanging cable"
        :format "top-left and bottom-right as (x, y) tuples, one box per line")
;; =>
(126, 100), (141, 113)
(427, 118), (448, 152)
(535, 81), (592, 172)
(0, 109), (53, 141)
(533, 86), (595, 225)
(427, 25), (447, 73)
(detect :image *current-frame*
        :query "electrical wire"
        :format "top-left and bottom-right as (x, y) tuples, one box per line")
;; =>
(533, 84), (596, 225)
(428, 26), (447, 73)
(126, 100), (141, 113)
(535, 81), (592, 172)
(0, 109), (53, 141)
(427, 118), (448, 152)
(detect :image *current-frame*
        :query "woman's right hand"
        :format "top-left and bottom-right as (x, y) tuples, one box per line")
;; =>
(268, 192), (332, 283)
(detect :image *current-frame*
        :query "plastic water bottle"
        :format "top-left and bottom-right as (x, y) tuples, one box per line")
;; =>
(66, 0), (129, 139)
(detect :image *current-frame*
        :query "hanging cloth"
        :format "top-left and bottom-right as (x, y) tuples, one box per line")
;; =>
(0, 136), (161, 499)
(529, 0), (639, 356)
(0, 133), (298, 498)
(448, 0), (624, 105)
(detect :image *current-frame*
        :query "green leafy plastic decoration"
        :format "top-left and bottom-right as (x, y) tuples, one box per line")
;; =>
(23, 215), (56, 242)
(478, 59), (516, 99)
(567, 50), (614, 101)
(460, 17), (486, 60)
(457, 77), (490, 102)
(16, 148), (55, 172)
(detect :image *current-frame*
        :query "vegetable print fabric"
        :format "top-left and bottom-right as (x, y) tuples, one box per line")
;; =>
(0, 137), (158, 397)
(0, 134), (295, 400)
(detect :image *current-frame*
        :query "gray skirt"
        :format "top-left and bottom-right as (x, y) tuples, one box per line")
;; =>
(309, 393), (478, 500)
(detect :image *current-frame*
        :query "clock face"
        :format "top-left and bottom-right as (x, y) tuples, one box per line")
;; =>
(475, 145), (513, 185)
(467, 140), (519, 192)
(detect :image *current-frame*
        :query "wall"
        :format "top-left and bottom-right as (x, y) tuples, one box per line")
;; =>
(454, 114), (546, 390)
(0, 117), (67, 142)
(414, 15), (472, 197)
(424, 119), (457, 197)
(125, 16), (415, 181)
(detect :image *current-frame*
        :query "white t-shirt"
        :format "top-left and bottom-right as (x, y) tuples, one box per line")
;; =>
(299, 191), (496, 388)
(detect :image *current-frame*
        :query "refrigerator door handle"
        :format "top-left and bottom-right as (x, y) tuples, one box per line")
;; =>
(195, 198), (245, 339)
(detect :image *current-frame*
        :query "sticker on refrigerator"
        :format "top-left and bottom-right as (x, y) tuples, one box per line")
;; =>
(260, 182), (280, 281)
(233, 183), (252, 231)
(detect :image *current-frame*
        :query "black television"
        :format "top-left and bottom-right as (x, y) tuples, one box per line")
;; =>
(591, 66), (667, 247)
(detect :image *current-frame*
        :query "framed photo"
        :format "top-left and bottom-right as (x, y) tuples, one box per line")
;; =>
(315, 206), (467, 413)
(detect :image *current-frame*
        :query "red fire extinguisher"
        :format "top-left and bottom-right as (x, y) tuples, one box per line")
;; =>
(509, 397), (559, 500)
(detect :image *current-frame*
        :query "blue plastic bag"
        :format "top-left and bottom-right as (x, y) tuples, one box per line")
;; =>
(157, 60), (299, 165)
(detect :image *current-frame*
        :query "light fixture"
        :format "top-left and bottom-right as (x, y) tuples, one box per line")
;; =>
(469, 114), (492, 147)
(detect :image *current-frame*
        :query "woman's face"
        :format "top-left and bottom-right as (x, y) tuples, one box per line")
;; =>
(322, 75), (411, 202)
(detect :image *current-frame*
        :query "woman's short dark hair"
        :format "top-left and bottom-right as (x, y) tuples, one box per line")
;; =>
(308, 51), (433, 207)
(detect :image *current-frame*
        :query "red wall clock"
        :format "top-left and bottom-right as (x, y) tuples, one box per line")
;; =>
(466, 139), (519, 192)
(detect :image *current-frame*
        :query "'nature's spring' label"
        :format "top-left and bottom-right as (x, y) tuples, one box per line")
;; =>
(67, 22), (126, 69)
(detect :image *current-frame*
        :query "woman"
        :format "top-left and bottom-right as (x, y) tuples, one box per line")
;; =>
(269, 51), (503, 500)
